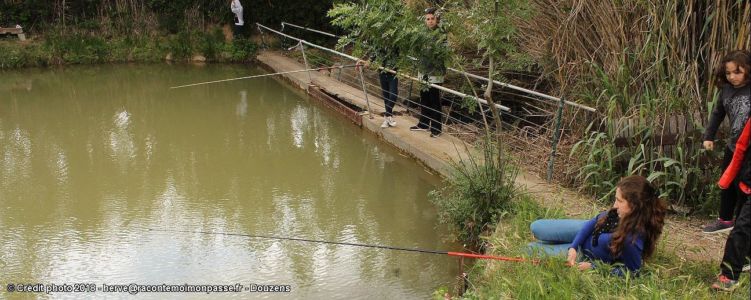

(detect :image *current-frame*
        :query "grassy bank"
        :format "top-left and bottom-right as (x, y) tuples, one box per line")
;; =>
(441, 196), (749, 299)
(0, 29), (257, 69)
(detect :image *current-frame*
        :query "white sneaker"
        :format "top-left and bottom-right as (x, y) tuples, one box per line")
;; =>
(387, 116), (396, 127)
(744, 264), (750, 272)
(381, 118), (390, 128)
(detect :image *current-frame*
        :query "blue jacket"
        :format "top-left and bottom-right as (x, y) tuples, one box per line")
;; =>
(569, 212), (644, 276)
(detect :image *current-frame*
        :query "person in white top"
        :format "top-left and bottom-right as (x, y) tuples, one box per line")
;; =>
(230, 0), (244, 26)
(230, 0), (244, 38)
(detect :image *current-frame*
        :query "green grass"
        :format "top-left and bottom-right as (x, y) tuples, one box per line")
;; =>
(0, 31), (257, 69)
(446, 195), (750, 299)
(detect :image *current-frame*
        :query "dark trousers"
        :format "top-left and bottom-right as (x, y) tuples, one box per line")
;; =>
(379, 72), (398, 117)
(417, 86), (442, 134)
(720, 196), (751, 280)
(233, 24), (245, 39)
(720, 147), (745, 221)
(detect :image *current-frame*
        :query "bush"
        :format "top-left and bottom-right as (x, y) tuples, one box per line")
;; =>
(430, 141), (518, 250)
(228, 39), (257, 62)
(166, 31), (195, 60)
(200, 28), (225, 60)
(44, 31), (111, 64)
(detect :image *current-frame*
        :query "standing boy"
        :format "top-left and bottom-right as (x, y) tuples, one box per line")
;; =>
(409, 7), (448, 138)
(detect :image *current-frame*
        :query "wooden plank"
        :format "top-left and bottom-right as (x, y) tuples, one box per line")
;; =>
(0, 28), (23, 34)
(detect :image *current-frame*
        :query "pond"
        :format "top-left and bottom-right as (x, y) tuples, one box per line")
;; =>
(0, 64), (460, 299)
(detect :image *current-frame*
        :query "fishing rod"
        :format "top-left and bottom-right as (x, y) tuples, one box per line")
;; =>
(169, 64), (357, 89)
(146, 228), (537, 263)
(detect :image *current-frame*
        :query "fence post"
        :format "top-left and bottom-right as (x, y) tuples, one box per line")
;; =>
(337, 65), (343, 81)
(298, 41), (313, 85)
(256, 24), (267, 49)
(280, 22), (289, 49)
(547, 97), (565, 182)
(407, 80), (413, 104)
(358, 68), (374, 119)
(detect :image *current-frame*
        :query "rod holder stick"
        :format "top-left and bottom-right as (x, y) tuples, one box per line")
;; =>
(298, 41), (314, 85)
(256, 24), (267, 49)
(547, 97), (566, 182)
(407, 80), (413, 104)
(358, 68), (374, 119)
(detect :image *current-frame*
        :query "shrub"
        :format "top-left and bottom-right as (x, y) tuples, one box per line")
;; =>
(430, 140), (519, 250)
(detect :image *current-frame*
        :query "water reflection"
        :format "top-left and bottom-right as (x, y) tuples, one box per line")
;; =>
(236, 90), (248, 118)
(0, 64), (457, 299)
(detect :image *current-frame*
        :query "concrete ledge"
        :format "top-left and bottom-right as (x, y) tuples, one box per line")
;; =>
(257, 50), (472, 178)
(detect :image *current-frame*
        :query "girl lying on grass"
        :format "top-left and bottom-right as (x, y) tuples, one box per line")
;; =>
(527, 175), (667, 276)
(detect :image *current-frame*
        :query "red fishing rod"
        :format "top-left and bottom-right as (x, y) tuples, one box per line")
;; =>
(147, 228), (537, 264)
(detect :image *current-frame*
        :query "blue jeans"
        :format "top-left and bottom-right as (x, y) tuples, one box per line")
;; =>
(527, 219), (587, 256)
(379, 72), (398, 116)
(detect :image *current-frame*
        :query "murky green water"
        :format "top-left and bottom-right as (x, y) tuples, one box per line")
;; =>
(0, 64), (460, 299)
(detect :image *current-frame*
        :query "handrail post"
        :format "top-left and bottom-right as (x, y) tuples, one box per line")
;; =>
(547, 97), (566, 182)
(358, 68), (374, 119)
(256, 24), (267, 49)
(407, 80), (413, 103)
(280, 22), (289, 49)
(298, 41), (314, 86)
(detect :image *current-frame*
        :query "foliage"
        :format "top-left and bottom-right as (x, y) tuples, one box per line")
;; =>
(0, 30), (257, 69)
(570, 115), (722, 210)
(430, 140), (519, 251)
(0, 41), (48, 68)
(227, 38), (258, 62)
(569, 125), (622, 201)
(42, 31), (112, 64)
(328, 0), (450, 74)
(443, 0), (533, 73)
(166, 31), (196, 59)
(0, 0), (339, 35)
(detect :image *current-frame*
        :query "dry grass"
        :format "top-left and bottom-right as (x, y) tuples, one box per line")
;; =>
(516, 0), (751, 115)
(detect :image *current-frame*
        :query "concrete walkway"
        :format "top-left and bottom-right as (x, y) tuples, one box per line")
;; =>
(257, 50), (474, 177)
(256, 50), (724, 263)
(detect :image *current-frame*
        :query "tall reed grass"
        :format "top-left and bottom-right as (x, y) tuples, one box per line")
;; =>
(514, 1), (751, 210)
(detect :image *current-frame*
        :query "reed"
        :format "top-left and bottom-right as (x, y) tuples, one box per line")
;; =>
(512, 1), (750, 209)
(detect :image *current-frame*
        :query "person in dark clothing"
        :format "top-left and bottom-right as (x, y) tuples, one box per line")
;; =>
(528, 176), (667, 276)
(409, 7), (448, 138)
(357, 47), (400, 128)
(702, 50), (751, 234)
(379, 70), (399, 128)
(707, 50), (751, 292)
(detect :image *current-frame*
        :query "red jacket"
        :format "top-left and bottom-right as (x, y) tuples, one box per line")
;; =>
(719, 117), (751, 194)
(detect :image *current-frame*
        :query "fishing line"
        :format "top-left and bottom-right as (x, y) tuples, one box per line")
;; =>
(170, 64), (357, 89)
(146, 228), (535, 263)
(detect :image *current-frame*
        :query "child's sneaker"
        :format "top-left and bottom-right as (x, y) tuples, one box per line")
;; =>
(387, 116), (396, 127)
(381, 118), (390, 128)
(711, 274), (739, 292)
(702, 219), (734, 234)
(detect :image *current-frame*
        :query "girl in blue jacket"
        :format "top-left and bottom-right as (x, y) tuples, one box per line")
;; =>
(528, 175), (667, 276)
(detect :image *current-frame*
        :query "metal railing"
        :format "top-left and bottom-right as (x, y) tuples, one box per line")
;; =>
(259, 22), (594, 182)
(279, 22), (595, 113)
(259, 23), (510, 113)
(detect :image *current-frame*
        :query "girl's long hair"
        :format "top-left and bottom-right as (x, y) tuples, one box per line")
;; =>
(714, 50), (751, 87)
(596, 175), (667, 259)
